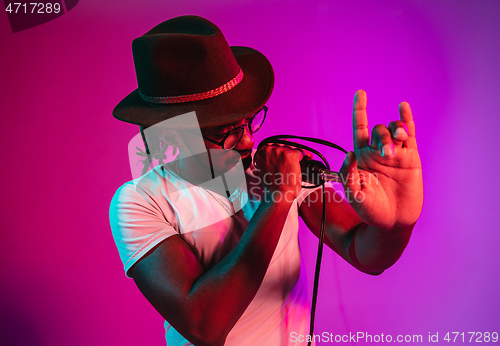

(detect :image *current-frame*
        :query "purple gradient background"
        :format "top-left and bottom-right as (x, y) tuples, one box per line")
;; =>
(1, 0), (499, 345)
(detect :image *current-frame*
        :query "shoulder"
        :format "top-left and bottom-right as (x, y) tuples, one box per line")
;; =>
(109, 166), (174, 218)
(110, 165), (175, 202)
(109, 168), (180, 277)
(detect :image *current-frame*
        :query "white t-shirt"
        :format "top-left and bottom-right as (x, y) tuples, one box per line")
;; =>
(109, 162), (321, 345)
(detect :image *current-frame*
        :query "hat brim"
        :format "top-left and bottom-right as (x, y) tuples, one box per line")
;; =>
(113, 46), (274, 128)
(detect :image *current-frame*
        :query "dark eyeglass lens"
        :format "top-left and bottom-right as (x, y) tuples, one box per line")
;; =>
(250, 108), (266, 133)
(223, 127), (244, 150)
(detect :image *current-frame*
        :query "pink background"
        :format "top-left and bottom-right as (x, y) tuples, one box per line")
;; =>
(1, 0), (498, 344)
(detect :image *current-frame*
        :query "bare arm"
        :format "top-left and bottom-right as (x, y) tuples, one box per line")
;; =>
(132, 195), (294, 346)
(132, 145), (306, 346)
(300, 90), (422, 274)
(299, 186), (413, 274)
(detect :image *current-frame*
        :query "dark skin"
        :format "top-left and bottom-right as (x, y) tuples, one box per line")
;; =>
(131, 90), (423, 345)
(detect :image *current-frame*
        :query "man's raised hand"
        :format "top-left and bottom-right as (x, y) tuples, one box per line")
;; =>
(339, 90), (423, 230)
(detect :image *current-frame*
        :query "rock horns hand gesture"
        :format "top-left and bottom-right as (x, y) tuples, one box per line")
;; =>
(339, 90), (423, 230)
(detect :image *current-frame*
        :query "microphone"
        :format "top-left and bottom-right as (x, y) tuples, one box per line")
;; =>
(300, 159), (341, 184)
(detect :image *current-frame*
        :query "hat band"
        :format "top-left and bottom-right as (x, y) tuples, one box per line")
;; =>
(139, 68), (244, 105)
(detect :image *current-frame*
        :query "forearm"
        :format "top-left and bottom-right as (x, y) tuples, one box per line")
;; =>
(185, 195), (294, 345)
(347, 222), (414, 274)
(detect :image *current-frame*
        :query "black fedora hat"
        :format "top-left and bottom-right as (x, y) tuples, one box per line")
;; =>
(113, 15), (274, 128)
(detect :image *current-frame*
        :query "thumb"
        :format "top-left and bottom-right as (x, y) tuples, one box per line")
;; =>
(339, 151), (361, 200)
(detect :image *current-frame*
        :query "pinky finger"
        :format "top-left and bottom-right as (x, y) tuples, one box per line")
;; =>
(399, 102), (418, 149)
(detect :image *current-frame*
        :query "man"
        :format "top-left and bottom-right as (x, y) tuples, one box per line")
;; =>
(109, 15), (423, 346)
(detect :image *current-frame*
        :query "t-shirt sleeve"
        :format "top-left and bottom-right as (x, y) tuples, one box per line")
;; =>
(295, 181), (334, 207)
(109, 182), (179, 278)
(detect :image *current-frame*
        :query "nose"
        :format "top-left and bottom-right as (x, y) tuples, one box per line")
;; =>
(235, 125), (255, 150)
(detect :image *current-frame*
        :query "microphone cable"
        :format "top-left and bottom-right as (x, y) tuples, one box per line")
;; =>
(256, 135), (348, 346)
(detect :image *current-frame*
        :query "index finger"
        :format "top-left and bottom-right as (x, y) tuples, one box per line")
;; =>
(353, 90), (369, 149)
